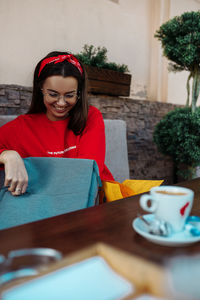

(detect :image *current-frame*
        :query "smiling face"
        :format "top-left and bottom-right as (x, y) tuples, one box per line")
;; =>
(42, 76), (78, 121)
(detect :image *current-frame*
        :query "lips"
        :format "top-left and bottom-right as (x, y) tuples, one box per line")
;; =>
(53, 105), (68, 113)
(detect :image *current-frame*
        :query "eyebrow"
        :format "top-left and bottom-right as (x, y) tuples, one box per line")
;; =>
(47, 89), (77, 94)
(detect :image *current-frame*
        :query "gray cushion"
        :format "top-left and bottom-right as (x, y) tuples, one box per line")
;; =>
(0, 115), (18, 126)
(104, 119), (130, 182)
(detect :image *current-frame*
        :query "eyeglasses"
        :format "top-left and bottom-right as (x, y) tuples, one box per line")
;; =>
(41, 89), (79, 104)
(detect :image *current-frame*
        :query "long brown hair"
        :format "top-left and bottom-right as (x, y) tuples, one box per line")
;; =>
(28, 51), (88, 135)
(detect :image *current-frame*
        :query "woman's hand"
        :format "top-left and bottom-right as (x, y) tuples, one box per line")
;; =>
(0, 150), (28, 196)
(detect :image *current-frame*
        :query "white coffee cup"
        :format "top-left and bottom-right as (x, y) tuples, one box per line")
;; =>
(139, 186), (194, 232)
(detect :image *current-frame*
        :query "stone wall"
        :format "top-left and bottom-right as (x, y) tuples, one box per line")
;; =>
(0, 85), (32, 115)
(0, 84), (178, 184)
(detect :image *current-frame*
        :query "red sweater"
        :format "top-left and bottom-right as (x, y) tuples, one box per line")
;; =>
(0, 106), (114, 181)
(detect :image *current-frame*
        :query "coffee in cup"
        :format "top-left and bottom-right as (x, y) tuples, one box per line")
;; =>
(139, 186), (194, 232)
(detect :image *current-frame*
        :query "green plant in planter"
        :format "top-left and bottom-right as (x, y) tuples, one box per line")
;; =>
(76, 44), (129, 73)
(155, 11), (200, 112)
(154, 11), (200, 180)
(153, 107), (200, 179)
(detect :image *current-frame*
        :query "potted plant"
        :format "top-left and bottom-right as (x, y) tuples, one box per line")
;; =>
(153, 11), (200, 181)
(76, 45), (131, 97)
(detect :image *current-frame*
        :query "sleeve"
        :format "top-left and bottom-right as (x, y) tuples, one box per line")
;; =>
(0, 117), (21, 155)
(77, 106), (106, 175)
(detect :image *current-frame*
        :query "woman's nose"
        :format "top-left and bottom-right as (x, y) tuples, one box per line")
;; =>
(57, 95), (66, 105)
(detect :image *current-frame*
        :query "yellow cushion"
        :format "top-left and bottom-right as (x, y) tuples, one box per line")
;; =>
(103, 179), (164, 202)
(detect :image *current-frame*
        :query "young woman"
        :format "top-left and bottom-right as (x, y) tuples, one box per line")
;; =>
(0, 51), (114, 196)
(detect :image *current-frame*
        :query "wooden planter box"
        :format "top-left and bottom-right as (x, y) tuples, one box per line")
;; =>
(84, 65), (132, 97)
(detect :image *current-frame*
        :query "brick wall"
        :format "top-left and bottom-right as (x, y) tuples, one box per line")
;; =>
(0, 84), (178, 184)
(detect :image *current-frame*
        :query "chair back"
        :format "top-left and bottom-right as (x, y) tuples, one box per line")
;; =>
(0, 115), (18, 126)
(104, 119), (130, 182)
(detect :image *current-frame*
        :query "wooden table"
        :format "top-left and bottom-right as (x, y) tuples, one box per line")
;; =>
(0, 178), (200, 265)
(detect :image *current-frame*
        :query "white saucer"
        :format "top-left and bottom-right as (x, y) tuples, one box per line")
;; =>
(132, 214), (200, 247)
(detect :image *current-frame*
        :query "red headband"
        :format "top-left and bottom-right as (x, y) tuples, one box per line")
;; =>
(38, 54), (83, 77)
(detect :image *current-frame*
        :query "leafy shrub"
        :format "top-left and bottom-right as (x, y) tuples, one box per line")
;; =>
(153, 11), (200, 179)
(155, 11), (200, 111)
(153, 107), (200, 167)
(155, 11), (200, 72)
(76, 45), (129, 73)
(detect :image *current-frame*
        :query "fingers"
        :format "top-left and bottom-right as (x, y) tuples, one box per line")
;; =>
(4, 177), (12, 188)
(8, 179), (17, 193)
(21, 182), (28, 195)
(5, 176), (28, 196)
(2, 150), (29, 196)
(12, 186), (24, 196)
